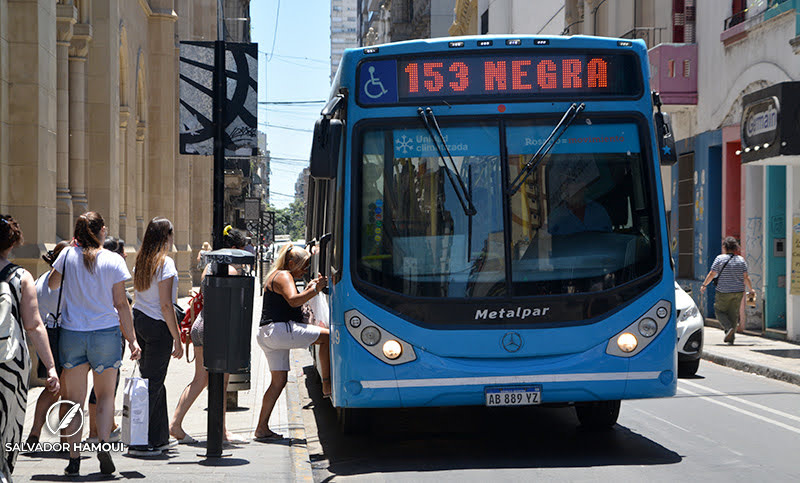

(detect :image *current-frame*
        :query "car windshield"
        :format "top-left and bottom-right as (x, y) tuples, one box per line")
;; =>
(355, 118), (658, 299)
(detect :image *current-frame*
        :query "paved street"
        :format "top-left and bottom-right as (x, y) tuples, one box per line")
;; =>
(297, 338), (800, 482)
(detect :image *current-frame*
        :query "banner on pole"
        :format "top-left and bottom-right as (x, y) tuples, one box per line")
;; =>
(244, 198), (261, 221)
(179, 41), (258, 156)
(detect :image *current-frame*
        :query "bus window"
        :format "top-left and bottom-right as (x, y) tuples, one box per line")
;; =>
(357, 123), (505, 297)
(505, 120), (657, 295)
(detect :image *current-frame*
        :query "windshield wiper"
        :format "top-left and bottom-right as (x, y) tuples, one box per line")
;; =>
(507, 102), (585, 197)
(418, 107), (477, 216)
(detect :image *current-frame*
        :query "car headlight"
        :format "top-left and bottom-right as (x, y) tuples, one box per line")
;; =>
(679, 306), (698, 322)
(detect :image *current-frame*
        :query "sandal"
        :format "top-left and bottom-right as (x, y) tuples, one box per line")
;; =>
(253, 430), (283, 442)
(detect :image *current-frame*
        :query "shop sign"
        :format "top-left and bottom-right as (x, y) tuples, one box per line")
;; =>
(741, 96), (780, 149)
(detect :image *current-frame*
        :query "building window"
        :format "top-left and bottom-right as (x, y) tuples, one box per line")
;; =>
(481, 9), (489, 34)
(677, 152), (695, 279)
(683, 59), (691, 77)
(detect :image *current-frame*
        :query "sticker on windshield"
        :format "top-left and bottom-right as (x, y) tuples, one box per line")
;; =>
(393, 127), (498, 158)
(506, 123), (640, 155)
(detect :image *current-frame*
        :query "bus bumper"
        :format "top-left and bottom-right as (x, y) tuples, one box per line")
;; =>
(332, 328), (676, 408)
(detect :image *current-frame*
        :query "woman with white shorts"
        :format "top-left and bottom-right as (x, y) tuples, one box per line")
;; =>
(255, 243), (329, 440)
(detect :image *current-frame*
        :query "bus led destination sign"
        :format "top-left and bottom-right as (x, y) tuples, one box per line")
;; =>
(357, 52), (641, 105)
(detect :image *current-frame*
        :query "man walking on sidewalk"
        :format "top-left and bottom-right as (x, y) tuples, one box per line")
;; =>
(701, 237), (753, 345)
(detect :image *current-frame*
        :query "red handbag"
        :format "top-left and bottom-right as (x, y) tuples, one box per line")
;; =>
(180, 291), (203, 344)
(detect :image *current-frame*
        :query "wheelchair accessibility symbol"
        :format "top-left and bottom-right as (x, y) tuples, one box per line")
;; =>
(364, 66), (388, 99)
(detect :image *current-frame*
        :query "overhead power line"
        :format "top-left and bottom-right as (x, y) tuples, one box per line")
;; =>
(266, 0), (281, 62)
(258, 122), (313, 133)
(258, 100), (325, 105)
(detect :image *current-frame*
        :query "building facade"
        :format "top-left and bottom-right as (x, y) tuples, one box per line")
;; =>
(0, 0), (237, 295)
(666, 0), (800, 341)
(358, 0), (452, 46)
(332, 0), (359, 80)
(475, 0), (565, 35)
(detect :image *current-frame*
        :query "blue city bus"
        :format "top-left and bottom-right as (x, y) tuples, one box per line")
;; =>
(305, 35), (678, 432)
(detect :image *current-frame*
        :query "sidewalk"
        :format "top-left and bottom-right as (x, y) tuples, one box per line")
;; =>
(701, 321), (800, 386)
(12, 284), (310, 482)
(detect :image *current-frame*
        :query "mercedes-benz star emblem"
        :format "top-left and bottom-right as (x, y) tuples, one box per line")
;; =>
(501, 332), (523, 353)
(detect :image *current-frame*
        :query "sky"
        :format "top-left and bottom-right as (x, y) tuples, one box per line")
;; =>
(250, 0), (332, 208)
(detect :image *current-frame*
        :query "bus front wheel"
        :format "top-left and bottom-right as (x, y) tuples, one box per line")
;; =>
(575, 400), (621, 430)
(336, 407), (369, 435)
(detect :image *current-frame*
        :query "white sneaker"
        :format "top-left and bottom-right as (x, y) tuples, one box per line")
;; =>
(84, 436), (99, 444)
(154, 439), (178, 452)
(127, 447), (162, 457)
(109, 427), (121, 443)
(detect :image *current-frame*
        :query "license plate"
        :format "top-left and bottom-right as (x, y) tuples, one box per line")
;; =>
(485, 386), (541, 406)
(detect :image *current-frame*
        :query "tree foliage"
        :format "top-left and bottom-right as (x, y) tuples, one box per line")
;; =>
(266, 198), (305, 241)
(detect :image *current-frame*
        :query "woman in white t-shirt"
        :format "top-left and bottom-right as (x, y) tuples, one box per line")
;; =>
(131, 217), (183, 454)
(49, 212), (141, 476)
(26, 240), (69, 445)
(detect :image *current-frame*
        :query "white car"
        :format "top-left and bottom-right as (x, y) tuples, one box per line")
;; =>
(675, 282), (703, 377)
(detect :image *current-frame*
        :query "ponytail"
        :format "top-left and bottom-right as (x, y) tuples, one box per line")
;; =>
(74, 211), (104, 273)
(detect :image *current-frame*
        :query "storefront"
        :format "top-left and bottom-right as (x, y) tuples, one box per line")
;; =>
(739, 81), (800, 341)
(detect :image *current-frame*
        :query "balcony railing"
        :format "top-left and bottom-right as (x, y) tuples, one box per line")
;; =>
(620, 27), (666, 49)
(724, 0), (790, 30)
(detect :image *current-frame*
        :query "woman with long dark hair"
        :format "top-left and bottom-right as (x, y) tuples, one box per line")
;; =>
(131, 217), (183, 454)
(0, 215), (60, 481)
(48, 212), (140, 476)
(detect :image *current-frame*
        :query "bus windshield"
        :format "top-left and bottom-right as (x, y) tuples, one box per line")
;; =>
(356, 118), (658, 299)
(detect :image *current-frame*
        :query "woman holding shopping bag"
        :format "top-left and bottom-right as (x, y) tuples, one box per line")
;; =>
(48, 212), (140, 476)
(130, 217), (183, 455)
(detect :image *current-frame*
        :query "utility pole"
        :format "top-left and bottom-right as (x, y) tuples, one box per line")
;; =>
(207, 0), (227, 459)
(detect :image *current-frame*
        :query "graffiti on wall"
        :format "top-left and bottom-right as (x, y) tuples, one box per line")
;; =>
(745, 216), (764, 331)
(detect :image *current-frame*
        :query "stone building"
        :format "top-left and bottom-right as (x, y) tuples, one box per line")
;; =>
(358, 0), (452, 46)
(0, 0), (252, 294)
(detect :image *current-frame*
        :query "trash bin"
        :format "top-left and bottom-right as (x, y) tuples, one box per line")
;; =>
(202, 248), (255, 373)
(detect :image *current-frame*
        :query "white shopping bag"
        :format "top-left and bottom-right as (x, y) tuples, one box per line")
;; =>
(306, 293), (330, 328)
(121, 373), (149, 447)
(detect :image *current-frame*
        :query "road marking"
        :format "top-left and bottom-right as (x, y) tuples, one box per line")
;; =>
(630, 406), (691, 433)
(678, 386), (800, 436)
(681, 379), (800, 424)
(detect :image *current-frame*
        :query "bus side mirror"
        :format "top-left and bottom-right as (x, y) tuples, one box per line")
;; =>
(654, 111), (677, 166)
(310, 118), (343, 179)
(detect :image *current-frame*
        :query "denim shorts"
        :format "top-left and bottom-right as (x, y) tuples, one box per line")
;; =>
(59, 326), (123, 373)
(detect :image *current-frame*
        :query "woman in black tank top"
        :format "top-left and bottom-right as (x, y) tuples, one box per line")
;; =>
(254, 243), (329, 441)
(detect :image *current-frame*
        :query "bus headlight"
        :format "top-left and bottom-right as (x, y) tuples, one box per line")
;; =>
(606, 300), (671, 358)
(344, 309), (417, 365)
(360, 326), (381, 346)
(617, 333), (638, 352)
(382, 340), (403, 359)
(638, 318), (658, 337)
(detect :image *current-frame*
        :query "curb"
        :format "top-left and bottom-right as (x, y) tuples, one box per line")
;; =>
(286, 365), (314, 482)
(701, 352), (800, 387)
